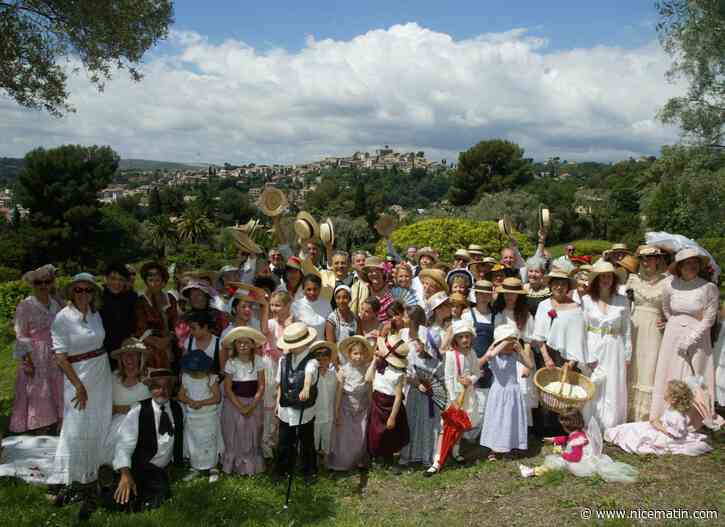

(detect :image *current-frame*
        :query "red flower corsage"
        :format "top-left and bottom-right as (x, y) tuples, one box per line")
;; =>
(547, 309), (557, 320)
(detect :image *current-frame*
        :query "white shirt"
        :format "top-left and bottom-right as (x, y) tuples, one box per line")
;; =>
(225, 356), (264, 382)
(462, 307), (492, 325)
(314, 366), (337, 424)
(183, 335), (219, 361)
(291, 296), (331, 340)
(372, 364), (405, 396)
(51, 305), (105, 356)
(113, 399), (177, 470)
(112, 373), (151, 406)
(275, 351), (319, 426)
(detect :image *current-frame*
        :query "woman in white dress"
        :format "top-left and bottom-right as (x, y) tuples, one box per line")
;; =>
(292, 274), (331, 341)
(582, 261), (632, 431)
(50, 273), (112, 521)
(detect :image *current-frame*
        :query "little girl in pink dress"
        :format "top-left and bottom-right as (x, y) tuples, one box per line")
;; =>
(605, 380), (712, 456)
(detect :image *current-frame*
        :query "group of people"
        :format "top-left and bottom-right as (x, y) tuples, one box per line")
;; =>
(3, 209), (724, 521)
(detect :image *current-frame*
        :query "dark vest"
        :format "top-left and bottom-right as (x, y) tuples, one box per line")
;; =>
(279, 352), (318, 409)
(131, 398), (184, 470)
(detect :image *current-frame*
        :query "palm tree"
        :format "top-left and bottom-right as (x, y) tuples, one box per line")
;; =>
(176, 206), (214, 244)
(144, 215), (178, 260)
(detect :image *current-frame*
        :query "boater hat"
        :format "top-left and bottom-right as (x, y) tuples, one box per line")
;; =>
(222, 326), (266, 348)
(453, 249), (471, 262)
(276, 322), (318, 350)
(110, 337), (148, 360)
(257, 186), (288, 217)
(377, 334), (410, 369)
(467, 244), (485, 257)
(338, 335), (373, 363)
(416, 247), (438, 263)
(498, 216), (513, 237)
(428, 291), (450, 312)
(319, 218), (335, 246)
(473, 279), (494, 294)
(419, 268), (448, 293)
(543, 267), (576, 287)
(294, 211), (319, 241)
(229, 228), (262, 254)
(588, 260), (619, 284)
(496, 277), (526, 295)
(538, 206), (551, 230)
(143, 368), (176, 386)
(309, 340), (338, 362)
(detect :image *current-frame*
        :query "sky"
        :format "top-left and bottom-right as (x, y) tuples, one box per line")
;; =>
(0, 1), (683, 165)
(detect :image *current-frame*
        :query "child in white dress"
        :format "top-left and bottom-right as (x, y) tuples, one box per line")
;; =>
(311, 342), (337, 466)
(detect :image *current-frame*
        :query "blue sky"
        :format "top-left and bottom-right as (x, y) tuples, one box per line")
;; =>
(0, 1), (679, 164)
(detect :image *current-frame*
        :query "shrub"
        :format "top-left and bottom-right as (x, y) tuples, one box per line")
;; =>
(0, 276), (72, 321)
(0, 266), (21, 282)
(699, 238), (725, 276)
(376, 218), (534, 262)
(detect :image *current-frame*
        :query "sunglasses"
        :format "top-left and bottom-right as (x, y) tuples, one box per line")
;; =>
(33, 279), (53, 286)
(74, 287), (95, 294)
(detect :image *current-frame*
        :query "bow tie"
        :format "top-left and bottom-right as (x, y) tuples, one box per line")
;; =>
(159, 405), (174, 436)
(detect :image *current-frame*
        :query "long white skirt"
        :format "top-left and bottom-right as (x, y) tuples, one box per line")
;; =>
(48, 355), (112, 484)
(183, 406), (223, 470)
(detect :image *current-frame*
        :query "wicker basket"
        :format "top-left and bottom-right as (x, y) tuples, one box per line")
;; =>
(534, 363), (595, 414)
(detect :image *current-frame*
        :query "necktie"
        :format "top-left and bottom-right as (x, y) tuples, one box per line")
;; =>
(159, 405), (174, 436)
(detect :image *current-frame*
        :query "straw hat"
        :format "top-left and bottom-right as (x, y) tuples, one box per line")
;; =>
(301, 257), (321, 278)
(467, 244), (485, 257)
(543, 267), (576, 287)
(453, 249), (471, 262)
(227, 283), (268, 309)
(538, 206), (550, 230)
(451, 319), (475, 339)
(22, 264), (56, 285)
(473, 279), (494, 294)
(140, 262), (169, 283)
(179, 349), (214, 372)
(276, 322), (318, 350)
(110, 337), (148, 360)
(181, 281), (219, 299)
(338, 335), (373, 363)
(377, 334), (410, 369)
(603, 243), (630, 259)
(617, 254), (640, 274)
(428, 291), (450, 312)
(374, 214), (397, 237)
(496, 277), (526, 295)
(498, 216), (513, 237)
(319, 218), (335, 246)
(668, 248), (709, 276)
(360, 256), (385, 282)
(446, 268), (474, 289)
(637, 245), (663, 257)
(285, 256), (303, 272)
(222, 326), (266, 348)
(448, 292), (469, 307)
(492, 324), (519, 347)
(229, 228), (261, 254)
(588, 260), (618, 284)
(294, 211), (319, 241)
(416, 246), (438, 263)
(143, 368), (176, 386)
(257, 186), (288, 216)
(419, 268), (448, 293)
(309, 340), (338, 362)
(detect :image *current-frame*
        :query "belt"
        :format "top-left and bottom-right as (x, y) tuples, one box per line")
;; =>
(586, 325), (621, 337)
(67, 348), (105, 364)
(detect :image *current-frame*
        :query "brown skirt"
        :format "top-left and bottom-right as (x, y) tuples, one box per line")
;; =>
(367, 391), (409, 457)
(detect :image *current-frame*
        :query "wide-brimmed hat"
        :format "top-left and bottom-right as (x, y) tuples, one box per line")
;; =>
(637, 245), (663, 257)
(492, 324), (519, 346)
(338, 335), (373, 363)
(360, 256), (385, 282)
(222, 326), (267, 348)
(374, 214), (397, 237)
(448, 292), (469, 307)
(66, 272), (101, 297)
(467, 244), (485, 257)
(446, 268), (474, 289)
(453, 249), (471, 262)
(588, 260), (619, 284)
(538, 206), (550, 230)
(473, 279), (494, 294)
(182, 281), (219, 299)
(143, 368), (176, 386)
(377, 334), (409, 369)
(227, 282), (268, 307)
(319, 218), (335, 246)
(603, 243), (630, 259)
(219, 264), (239, 275)
(419, 268), (448, 293)
(416, 246), (438, 263)
(22, 264), (56, 285)
(110, 337), (148, 360)
(668, 248), (710, 276)
(498, 216), (513, 237)
(140, 262), (169, 283)
(451, 319), (475, 339)
(428, 291), (450, 312)
(258, 186), (288, 217)
(543, 267), (576, 287)
(496, 277), (526, 295)
(294, 211), (319, 241)
(617, 254), (640, 274)
(229, 228), (262, 254)
(179, 349), (214, 372)
(276, 322), (318, 350)
(285, 256), (303, 272)
(309, 340), (337, 362)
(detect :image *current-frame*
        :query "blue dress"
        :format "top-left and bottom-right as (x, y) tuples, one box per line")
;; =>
(479, 352), (528, 453)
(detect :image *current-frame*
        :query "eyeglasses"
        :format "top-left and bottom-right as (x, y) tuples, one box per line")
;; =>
(33, 279), (53, 286)
(73, 287), (94, 294)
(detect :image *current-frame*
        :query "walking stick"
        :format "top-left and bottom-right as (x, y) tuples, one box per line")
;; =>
(283, 404), (305, 510)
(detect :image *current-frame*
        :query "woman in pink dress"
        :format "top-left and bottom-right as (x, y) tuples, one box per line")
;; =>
(650, 249), (719, 425)
(10, 265), (64, 434)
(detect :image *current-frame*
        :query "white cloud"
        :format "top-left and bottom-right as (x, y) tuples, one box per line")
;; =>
(0, 23), (683, 164)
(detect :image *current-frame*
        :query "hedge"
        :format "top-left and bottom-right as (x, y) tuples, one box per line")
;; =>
(547, 240), (612, 259)
(376, 218), (534, 262)
(0, 276), (73, 322)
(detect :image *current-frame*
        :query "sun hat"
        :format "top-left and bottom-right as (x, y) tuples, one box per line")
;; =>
(451, 319), (475, 339)
(294, 211), (319, 241)
(309, 340), (338, 362)
(668, 248), (710, 276)
(276, 322), (318, 350)
(448, 292), (469, 307)
(143, 368), (176, 386)
(360, 256), (385, 282)
(140, 262), (169, 283)
(419, 268), (448, 292)
(377, 334), (410, 369)
(473, 279), (494, 294)
(229, 228), (261, 254)
(543, 267), (576, 287)
(492, 324), (519, 347)
(467, 244), (485, 257)
(227, 283), (268, 310)
(66, 272), (101, 297)
(257, 186), (288, 217)
(416, 246), (438, 263)
(496, 277), (526, 295)
(428, 291), (450, 312)
(179, 349), (215, 372)
(453, 249), (471, 262)
(498, 216), (513, 237)
(374, 214), (397, 237)
(285, 256), (303, 272)
(182, 281), (219, 299)
(222, 326), (267, 348)
(338, 335), (373, 363)
(617, 254), (640, 274)
(637, 245), (663, 257)
(538, 206), (550, 230)
(446, 268), (474, 289)
(23, 264), (56, 285)
(110, 337), (148, 360)
(319, 218), (335, 246)
(587, 260), (619, 284)
(219, 264), (239, 274)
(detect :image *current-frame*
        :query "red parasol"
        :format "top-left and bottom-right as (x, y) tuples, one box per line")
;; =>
(570, 255), (592, 265)
(437, 392), (472, 471)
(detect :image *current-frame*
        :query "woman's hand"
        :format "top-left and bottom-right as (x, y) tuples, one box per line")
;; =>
(114, 470), (137, 505)
(386, 416), (395, 430)
(544, 356), (556, 369)
(72, 383), (88, 410)
(656, 319), (666, 330)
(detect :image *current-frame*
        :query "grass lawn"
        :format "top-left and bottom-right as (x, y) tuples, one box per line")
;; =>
(1, 346), (723, 526)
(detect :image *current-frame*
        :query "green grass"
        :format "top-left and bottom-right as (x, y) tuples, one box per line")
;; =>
(1, 336), (724, 526)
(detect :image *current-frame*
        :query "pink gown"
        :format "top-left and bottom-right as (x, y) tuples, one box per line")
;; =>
(604, 408), (712, 456)
(9, 296), (63, 432)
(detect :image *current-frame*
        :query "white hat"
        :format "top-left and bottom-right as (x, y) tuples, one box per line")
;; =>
(276, 322), (318, 350)
(222, 326), (266, 348)
(451, 319), (475, 339)
(428, 291), (449, 312)
(492, 324), (519, 346)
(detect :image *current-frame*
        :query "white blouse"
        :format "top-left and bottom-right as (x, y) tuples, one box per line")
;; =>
(224, 356), (264, 382)
(533, 298), (587, 363)
(373, 365), (405, 396)
(112, 372), (151, 406)
(51, 305), (105, 356)
(494, 308), (534, 342)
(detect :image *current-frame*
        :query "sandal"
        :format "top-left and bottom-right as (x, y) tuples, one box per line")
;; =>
(423, 466), (439, 477)
(487, 452), (497, 461)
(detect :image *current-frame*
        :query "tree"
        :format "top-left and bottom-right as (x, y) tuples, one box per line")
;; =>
(448, 139), (533, 206)
(218, 188), (254, 224)
(0, 0), (174, 116)
(176, 206), (214, 245)
(143, 215), (177, 260)
(148, 187), (162, 217)
(159, 187), (185, 216)
(657, 0), (725, 146)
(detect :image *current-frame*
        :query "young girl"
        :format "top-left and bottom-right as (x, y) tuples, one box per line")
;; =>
(221, 327), (266, 475)
(325, 284), (359, 345)
(493, 277), (537, 427)
(424, 320), (479, 475)
(383, 300), (406, 337)
(310, 342), (337, 466)
(182, 310), (222, 374)
(366, 334), (410, 472)
(426, 291), (450, 360)
(358, 296), (381, 341)
(292, 274), (332, 340)
(520, 409), (638, 482)
(446, 269), (474, 298)
(221, 288), (269, 371)
(479, 325), (534, 459)
(177, 349), (223, 483)
(605, 380), (712, 456)
(419, 269), (447, 320)
(328, 336), (373, 471)
(400, 305), (441, 467)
